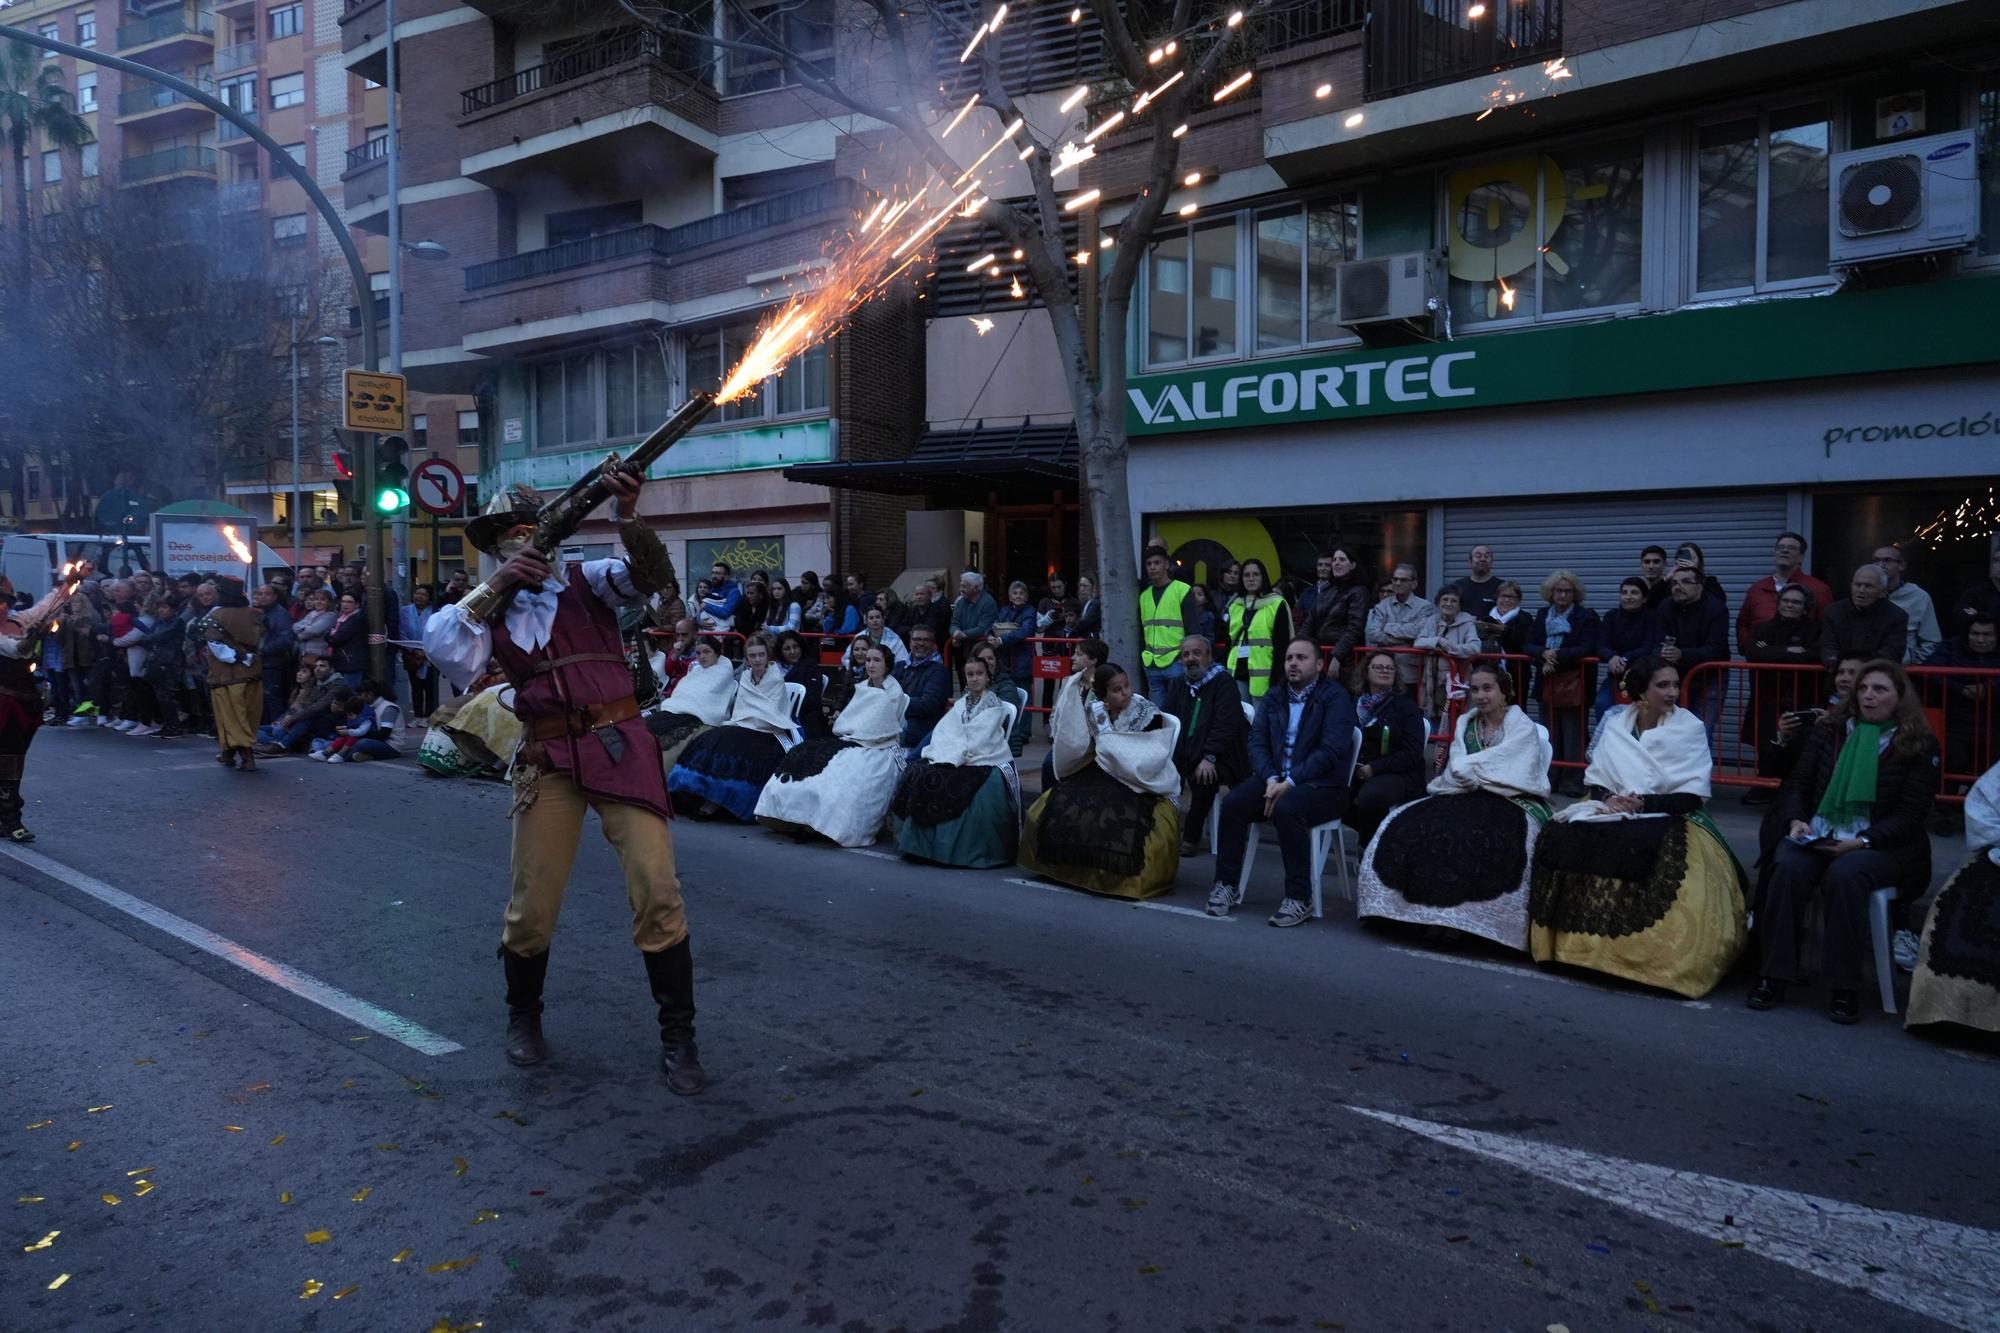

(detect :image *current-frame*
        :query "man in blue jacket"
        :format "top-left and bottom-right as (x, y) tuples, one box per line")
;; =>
(1656, 565), (1731, 740)
(1208, 636), (1357, 927)
(899, 625), (951, 759)
(698, 560), (741, 633)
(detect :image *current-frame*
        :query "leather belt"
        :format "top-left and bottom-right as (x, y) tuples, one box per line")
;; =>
(525, 695), (640, 742)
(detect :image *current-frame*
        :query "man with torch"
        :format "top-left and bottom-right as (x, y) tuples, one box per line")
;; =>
(0, 561), (93, 842)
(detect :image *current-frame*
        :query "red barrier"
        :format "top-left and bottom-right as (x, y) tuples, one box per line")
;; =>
(1026, 636), (1085, 715)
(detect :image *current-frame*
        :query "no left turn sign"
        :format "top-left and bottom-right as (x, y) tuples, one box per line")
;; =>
(411, 458), (466, 516)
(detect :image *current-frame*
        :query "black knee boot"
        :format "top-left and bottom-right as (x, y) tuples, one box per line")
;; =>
(0, 780), (30, 843)
(642, 939), (705, 1096)
(500, 947), (549, 1066)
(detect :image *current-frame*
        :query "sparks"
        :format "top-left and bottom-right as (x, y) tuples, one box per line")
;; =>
(859, 198), (890, 231)
(965, 252), (998, 273)
(221, 525), (253, 565)
(1063, 188), (1101, 211)
(1466, 2), (1487, 16)
(1098, 235), (1114, 249)
(1543, 56), (1572, 81)
(941, 93), (980, 137)
(1069, 6), (1081, 20)
(989, 3), (1009, 32)
(1315, 83), (1332, 99)
(1171, 123), (1188, 138)
(1344, 111), (1364, 128)
(1052, 140), (1097, 176)
(1133, 69), (1183, 113)
(1227, 9), (1244, 25)
(1182, 170), (1201, 187)
(1498, 279), (1517, 310)
(1147, 46), (1166, 65)
(1213, 70), (1253, 103)
(1009, 275), (1025, 298)
(958, 20), (990, 62)
(1017, 143), (1037, 159)
(1474, 106), (1495, 121)
(957, 193), (989, 218)
(1083, 110), (1125, 142)
(953, 117), (1026, 185)
(1075, 249), (1091, 265)
(1178, 202), (1199, 216)
(1058, 84), (1091, 114)
(969, 317), (996, 335)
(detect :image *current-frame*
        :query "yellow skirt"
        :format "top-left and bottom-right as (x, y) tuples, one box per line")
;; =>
(209, 681), (262, 751)
(1018, 767), (1182, 900)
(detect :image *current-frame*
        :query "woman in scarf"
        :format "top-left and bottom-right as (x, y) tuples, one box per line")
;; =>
(1020, 661), (1183, 898)
(1749, 660), (1940, 1024)
(1041, 637), (1110, 791)
(198, 577), (267, 772)
(1347, 650), (1430, 845)
(969, 640), (1032, 759)
(774, 630), (829, 740)
(757, 642), (908, 846)
(892, 653), (1019, 867)
(669, 632), (800, 820)
(1414, 586), (1480, 723)
(1225, 558), (1292, 704)
(1528, 658), (1747, 998)
(1906, 761), (2000, 1034)
(646, 637), (736, 770)
(1357, 663), (1553, 952)
(1525, 570), (1600, 798)
(1478, 580), (1532, 659)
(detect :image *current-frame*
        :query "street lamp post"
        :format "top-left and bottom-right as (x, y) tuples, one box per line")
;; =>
(389, 238), (448, 592)
(288, 317), (343, 573)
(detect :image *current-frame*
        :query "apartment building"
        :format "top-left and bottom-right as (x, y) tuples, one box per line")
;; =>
(335, 0), (925, 585)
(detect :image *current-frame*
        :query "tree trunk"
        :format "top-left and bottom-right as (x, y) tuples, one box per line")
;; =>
(8, 129), (31, 304)
(1077, 398), (1140, 678)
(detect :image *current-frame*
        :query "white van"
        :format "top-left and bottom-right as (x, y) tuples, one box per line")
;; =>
(2, 531), (292, 600)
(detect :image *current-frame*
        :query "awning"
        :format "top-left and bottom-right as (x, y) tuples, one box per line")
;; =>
(782, 419), (1077, 504)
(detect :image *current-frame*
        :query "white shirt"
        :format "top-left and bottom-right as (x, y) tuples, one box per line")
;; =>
(423, 559), (643, 693)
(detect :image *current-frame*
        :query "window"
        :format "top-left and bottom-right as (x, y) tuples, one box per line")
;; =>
(687, 323), (762, 421)
(39, 24), (58, 58)
(1978, 74), (2000, 259)
(725, 0), (835, 94)
(79, 205), (101, 235)
(220, 74), (255, 112)
(275, 283), (308, 315)
(75, 73), (96, 113)
(456, 410), (482, 446)
(602, 343), (670, 439)
(80, 143), (98, 180)
(1147, 217), (1239, 365)
(1694, 103), (1830, 294)
(535, 355), (597, 448)
(775, 342), (827, 417)
(272, 213), (307, 246)
(1445, 137), (1643, 327)
(26, 470), (42, 501)
(1254, 197), (1358, 352)
(268, 3), (302, 39)
(411, 414), (428, 449)
(77, 11), (96, 48)
(369, 271), (390, 295)
(41, 151), (61, 185)
(280, 142), (306, 167)
(269, 73), (304, 109)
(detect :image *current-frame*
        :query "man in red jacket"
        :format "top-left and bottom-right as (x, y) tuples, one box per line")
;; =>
(1736, 531), (1833, 653)
(424, 475), (703, 1094)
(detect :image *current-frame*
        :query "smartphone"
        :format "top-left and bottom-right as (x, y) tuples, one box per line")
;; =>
(1783, 708), (1824, 725)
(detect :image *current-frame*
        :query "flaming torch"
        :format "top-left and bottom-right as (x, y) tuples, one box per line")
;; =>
(221, 525), (255, 568)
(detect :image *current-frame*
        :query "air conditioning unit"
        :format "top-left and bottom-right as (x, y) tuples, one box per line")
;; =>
(1828, 130), (1980, 267)
(1336, 251), (1443, 331)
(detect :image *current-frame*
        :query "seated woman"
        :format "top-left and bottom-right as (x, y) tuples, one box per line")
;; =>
(667, 633), (800, 821)
(774, 630), (829, 740)
(1528, 658), (1747, 998)
(1906, 761), (2000, 1034)
(1041, 637), (1109, 792)
(822, 632), (872, 721)
(892, 652), (1019, 867)
(1020, 661), (1183, 899)
(757, 642), (907, 846)
(969, 640), (1032, 759)
(646, 636), (734, 769)
(1357, 663), (1553, 952)
(1749, 659), (1941, 1024)
(1347, 650), (1430, 846)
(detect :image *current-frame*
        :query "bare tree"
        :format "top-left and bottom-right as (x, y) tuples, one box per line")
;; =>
(620, 0), (1258, 671)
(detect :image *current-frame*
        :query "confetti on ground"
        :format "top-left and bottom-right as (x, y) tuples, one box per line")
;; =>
(47, 1273), (69, 1291)
(100, 1194), (120, 1207)
(1137, 1264), (1161, 1274)
(269, 1135), (286, 1146)
(305, 1230), (331, 1245)
(470, 1210), (499, 1226)
(222, 1126), (244, 1134)
(332, 1285), (358, 1300)
(1548, 1325), (1571, 1333)
(23, 1230), (59, 1252)
(246, 1083), (271, 1093)
(425, 1320), (483, 1332)
(25, 1120), (53, 1130)
(425, 1255), (479, 1274)
(492, 1111), (526, 1126)
(125, 1166), (157, 1177)
(1518, 1252), (1534, 1268)
(65, 1142), (80, 1153)
(132, 1059), (155, 1067)
(86, 1106), (112, 1114)
(280, 1192), (292, 1205)
(133, 1182), (155, 1198)
(1634, 1279), (1661, 1314)
(376, 1144), (401, 1152)
(352, 1188), (372, 1203)
(349, 1035), (370, 1042)
(300, 1278), (324, 1300)
(342, 1080), (355, 1089)
(909, 1088), (924, 1097)
(391, 1248), (414, 1263)
(18, 1197), (44, 1205)
(452, 1158), (468, 1178)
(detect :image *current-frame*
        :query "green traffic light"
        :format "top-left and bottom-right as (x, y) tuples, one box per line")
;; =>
(376, 487), (409, 513)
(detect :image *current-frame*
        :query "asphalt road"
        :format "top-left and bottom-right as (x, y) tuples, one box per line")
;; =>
(4, 725), (1999, 1333)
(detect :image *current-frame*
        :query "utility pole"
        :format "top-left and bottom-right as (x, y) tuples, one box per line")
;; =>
(384, 0), (408, 609)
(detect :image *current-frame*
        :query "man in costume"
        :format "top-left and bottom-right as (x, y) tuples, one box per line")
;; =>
(0, 563), (90, 841)
(423, 474), (704, 1094)
(199, 577), (268, 771)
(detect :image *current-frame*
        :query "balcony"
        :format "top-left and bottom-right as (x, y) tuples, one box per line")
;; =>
(458, 27), (718, 189)
(215, 40), (257, 73)
(118, 145), (218, 186)
(1366, 0), (1562, 99)
(340, 136), (389, 214)
(461, 179), (862, 355)
(115, 8), (215, 66)
(114, 81), (216, 131)
(218, 107), (259, 146)
(1262, 0), (1367, 52)
(343, 136), (388, 174)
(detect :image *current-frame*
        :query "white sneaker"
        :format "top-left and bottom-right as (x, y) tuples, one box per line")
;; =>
(127, 724), (159, 738)
(326, 753), (347, 764)
(1206, 881), (1240, 917)
(66, 716), (92, 729)
(306, 750), (327, 761)
(113, 718), (137, 731)
(1893, 928), (1920, 973)
(96, 715), (113, 727)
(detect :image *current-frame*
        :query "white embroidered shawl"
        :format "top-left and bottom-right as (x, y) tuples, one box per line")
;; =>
(728, 663), (798, 741)
(658, 657), (734, 725)
(835, 676), (908, 748)
(1093, 695), (1182, 799)
(1428, 705), (1551, 800)
(1584, 704), (1712, 799)
(922, 692), (1014, 768)
(1049, 673), (1094, 780)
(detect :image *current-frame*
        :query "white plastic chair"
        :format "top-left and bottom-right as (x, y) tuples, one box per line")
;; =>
(1203, 701), (1258, 852)
(1869, 886), (1898, 1015)
(1237, 726), (1364, 917)
(783, 681), (807, 721)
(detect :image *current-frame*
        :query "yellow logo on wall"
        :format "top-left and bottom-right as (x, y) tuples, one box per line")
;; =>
(1155, 516), (1280, 589)
(1446, 154), (1566, 319)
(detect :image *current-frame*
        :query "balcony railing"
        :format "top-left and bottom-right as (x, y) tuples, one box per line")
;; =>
(116, 81), (213, 116)
(216, 40), (257, 72)
(464, 178), (861, 291)
(119, 145), (218, 184)
(460, 26), (704, 115)
(1366, 0), (1562, 100)
(344, 136), (388, 172)
(218, 107), (258, 142)
(116, 9), (215, 50)
(1259, 0), (1368, 51)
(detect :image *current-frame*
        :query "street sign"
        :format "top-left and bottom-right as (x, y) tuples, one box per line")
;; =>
(411, 457), (465, 516)
(343, 369), (408, 432)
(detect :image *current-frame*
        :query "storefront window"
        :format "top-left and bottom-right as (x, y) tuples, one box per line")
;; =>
(1146, 218), (1238, 365)
(1446, 137), (1643, 327)
(1978, 74), (2000, 259)
(1153, 506), (1428, 605)
(1695, 102), (1830, 295)
(1255, 197), (1357, 351)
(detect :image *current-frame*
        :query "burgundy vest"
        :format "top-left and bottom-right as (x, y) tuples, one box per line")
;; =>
(0, 651), (40, 737)
(490, 567), (668, 818)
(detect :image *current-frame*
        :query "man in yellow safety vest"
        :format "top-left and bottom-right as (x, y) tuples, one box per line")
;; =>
(1138, 545), (1198, 705)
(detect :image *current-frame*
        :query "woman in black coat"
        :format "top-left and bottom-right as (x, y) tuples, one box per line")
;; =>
(773, 631), (829, 740)
(1304, 546), (1370, 674)
(326, 593), (370, 685)
(1749, 660), (1941, 1024)
(1743, 584), (1825, 783)
(1523, 570), (1601, 797)
(1346, 650), (1430, 843)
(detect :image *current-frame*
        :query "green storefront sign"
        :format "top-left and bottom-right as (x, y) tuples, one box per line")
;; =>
(1125, 276), (2000, 436)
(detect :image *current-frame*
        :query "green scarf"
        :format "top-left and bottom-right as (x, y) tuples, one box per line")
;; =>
(1816, 722), (1884, 829)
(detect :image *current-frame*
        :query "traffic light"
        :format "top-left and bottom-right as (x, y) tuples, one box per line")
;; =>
(331, 447), (353, 480)
(375, 435), (410, 513)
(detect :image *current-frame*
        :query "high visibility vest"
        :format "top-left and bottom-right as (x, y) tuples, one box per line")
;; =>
(1140, 579), (1191, 669)
(1228, 596), (1283, 698)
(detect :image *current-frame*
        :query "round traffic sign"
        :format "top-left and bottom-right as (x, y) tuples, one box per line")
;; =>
(411, 457), (466, 516)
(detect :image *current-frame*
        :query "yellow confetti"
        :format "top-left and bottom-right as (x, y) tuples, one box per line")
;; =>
(299, 1278), (324, 1300)
(305, 1230), (331, 1245)
(349, 1035), (370, 1042)
(18, 1196), (45, 1205)
(391, 1248), (414, 1263)
(23, 1230), (59, 1252)
(342, 1080), (355, 1089)
(47, 1273), (69, 1290)
(332, 1284), (358, 1301)
(100, 1194), (120, 1206)
(280, 1192), (292, 1205)
(492, 1110), (525, 1126)
(269, 1135), (287, 1146)
(451, 1157), (468, 1178)
(426, 1321), (484, 1333)
(222, 1126), (244, 1133)
(125, 1166), (157, 1177)
(86, 1106), (112, 1114)
(25, 1120), (53, 1130)
(352, 1188), (372, 1203)
(470, 1210), (499, 1226)
(132, 1059), (155, 1066)
(134, 1181), (155, 1198)
(424, 1254), (479, 1274)
(65, 1141), (80, 1152)
(376, 1143), (401, 1151)
(246, 1082), (272, 1093)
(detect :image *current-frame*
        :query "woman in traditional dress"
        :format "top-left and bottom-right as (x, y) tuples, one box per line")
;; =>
(1357, 663), (1553, 952)
(646, 637), (734, 769)
(1528, 658), (1747, 998)
(757, 642), (907, 846)
(1040, 637), (1110, 791)
(892, 653), (1019, 867)
(1020, 662), (1183, 898)
(969, 640), (1032, 758)
(1907, 761), (2000, 1034)
(669, 632), (800, 821)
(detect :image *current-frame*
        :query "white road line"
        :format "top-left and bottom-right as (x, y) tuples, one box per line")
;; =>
(843, 847), (902, 861)
(1348, 1106), (2000, 1333)
(1384, 944), (1712, 1009)
(0, 844), (464, 1057)
(1003, 877), (1229, 921)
